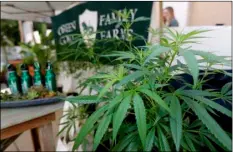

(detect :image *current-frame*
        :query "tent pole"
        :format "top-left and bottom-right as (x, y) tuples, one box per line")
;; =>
(159, 1), (163, 29)
(157, 1), (163, 41)
(18, 20), (24, 42)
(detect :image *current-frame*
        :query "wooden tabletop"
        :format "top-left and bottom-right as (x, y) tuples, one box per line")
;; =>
(1, 101), (64, 129)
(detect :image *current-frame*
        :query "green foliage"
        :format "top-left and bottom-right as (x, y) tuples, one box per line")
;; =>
(181, 51), (199, 86)
(65, 95), (106, 104)
(1, 19), (20, 46)
(182, 96), (231, 150)
(27, 90), (39, 100)
(57, 103), (89, 143)
(169, 96), (182, 151)
(62, 9), (232, 152)
(0, 85), (62, 102)
(19, 23), (58, 72)
(158, 126), (171, 151)
(113, 93), (132, 141)
(93, 113), (112, 150)
(145, 127), (155, 151)
(133, 93), (147, 149)
(72, 104), (109, 150)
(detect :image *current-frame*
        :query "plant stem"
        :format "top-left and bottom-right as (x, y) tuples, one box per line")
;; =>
(186, 130), (200, 133)
(100, 143), (110, 151)
(168, 49), (178, 69)
(163, 47), (179, 84)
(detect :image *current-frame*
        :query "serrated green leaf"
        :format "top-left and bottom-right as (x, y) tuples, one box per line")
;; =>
(125, 139), (139, 151)
(154, 136), (159, 148)
(89, 74), (112, 79)
(93, 113), (112, 150)
(165, 27), (177, 40)
(57, 124), (69, 136)
(164, 95), (173, 106)
(101, 51), (135, 61)
(106, 94), (124, 113)
(222, 70), (232, 77)
(181, 51), (199, 86)
(194, 96), (231, 117)
(66, 95), (106, 104)
(225, 90), (232, 96)
(154, 84), (169, 89)
(116, 71), (145, 87)
(98, 80), (116, 99)
(202, 135), (217, 151)
(113, 93), (132, 141)
(203, 132), (229, 151)
(182, 96), (232, 151)
(72, 104), (109, 150)
(186, 132), (202, 145)
(221, 82), (232, 95)
(119, 123), (137, 134)
(138, 88), (170, 112)
(143, 45), (170, 65)
(189, 50), (231, 66)
(115, 56), (134, 61)
(170, 96), (182, 151)
(189, 119), (202, 129)
(145, 127), (155, 151)
(184, 134), (196, 151)
(158, 126), (171, 151)
(181, 139), (190, 151)
(133, 93), (147, 149)
(181, 29), (209, 42)
(112, 132), (136, 151)
(177, 89), (215, 97)
(133, 16), (150, 22)
(87, 84), (103, 93)
(123, 64), (142, 70)
(160, 123), (170, 133)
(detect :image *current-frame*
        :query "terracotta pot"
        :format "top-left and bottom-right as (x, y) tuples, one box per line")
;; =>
(28, 65), (34, 77)
(28, 65), (46, 77)
(41, 69), (46, 76)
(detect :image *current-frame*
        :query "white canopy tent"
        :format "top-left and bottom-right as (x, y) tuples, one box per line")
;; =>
(1, 1), (82, 23)
(1, 1), (84, 43)
(1, 2), (162, 43)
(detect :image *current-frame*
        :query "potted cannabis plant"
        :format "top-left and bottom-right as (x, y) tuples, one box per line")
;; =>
(60, 9), (232, 151)
(65, 28), (232, 151)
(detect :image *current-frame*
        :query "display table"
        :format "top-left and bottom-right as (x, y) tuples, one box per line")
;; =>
(1, 101), (64, 151)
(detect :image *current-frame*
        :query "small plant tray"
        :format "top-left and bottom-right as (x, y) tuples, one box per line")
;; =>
(1, 96), (64, 108)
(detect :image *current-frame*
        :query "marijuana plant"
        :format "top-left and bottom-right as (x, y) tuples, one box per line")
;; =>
(63, 10), (232, 151)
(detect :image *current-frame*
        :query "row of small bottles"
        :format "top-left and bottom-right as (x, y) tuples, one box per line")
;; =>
(7, 62), (57, 95)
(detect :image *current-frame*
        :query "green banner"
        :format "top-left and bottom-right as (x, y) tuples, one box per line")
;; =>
(51, 2), (153, 61)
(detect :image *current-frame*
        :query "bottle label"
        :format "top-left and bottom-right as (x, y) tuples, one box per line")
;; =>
(7, 71), (19, 95)
(45, 79), (54, 91)
(22, 80), (29, 94)
(21, 71), (31, 94)
(34, 71), (42, 86)
(45, 71), (56, 91)
(9, 80), (19, 95)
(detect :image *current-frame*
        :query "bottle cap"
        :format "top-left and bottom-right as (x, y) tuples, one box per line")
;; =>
(21, 64), (28, 70)
(34, 62), (40, 69)
(7, 64), (16, 71)
(46, 62), (53, 70)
